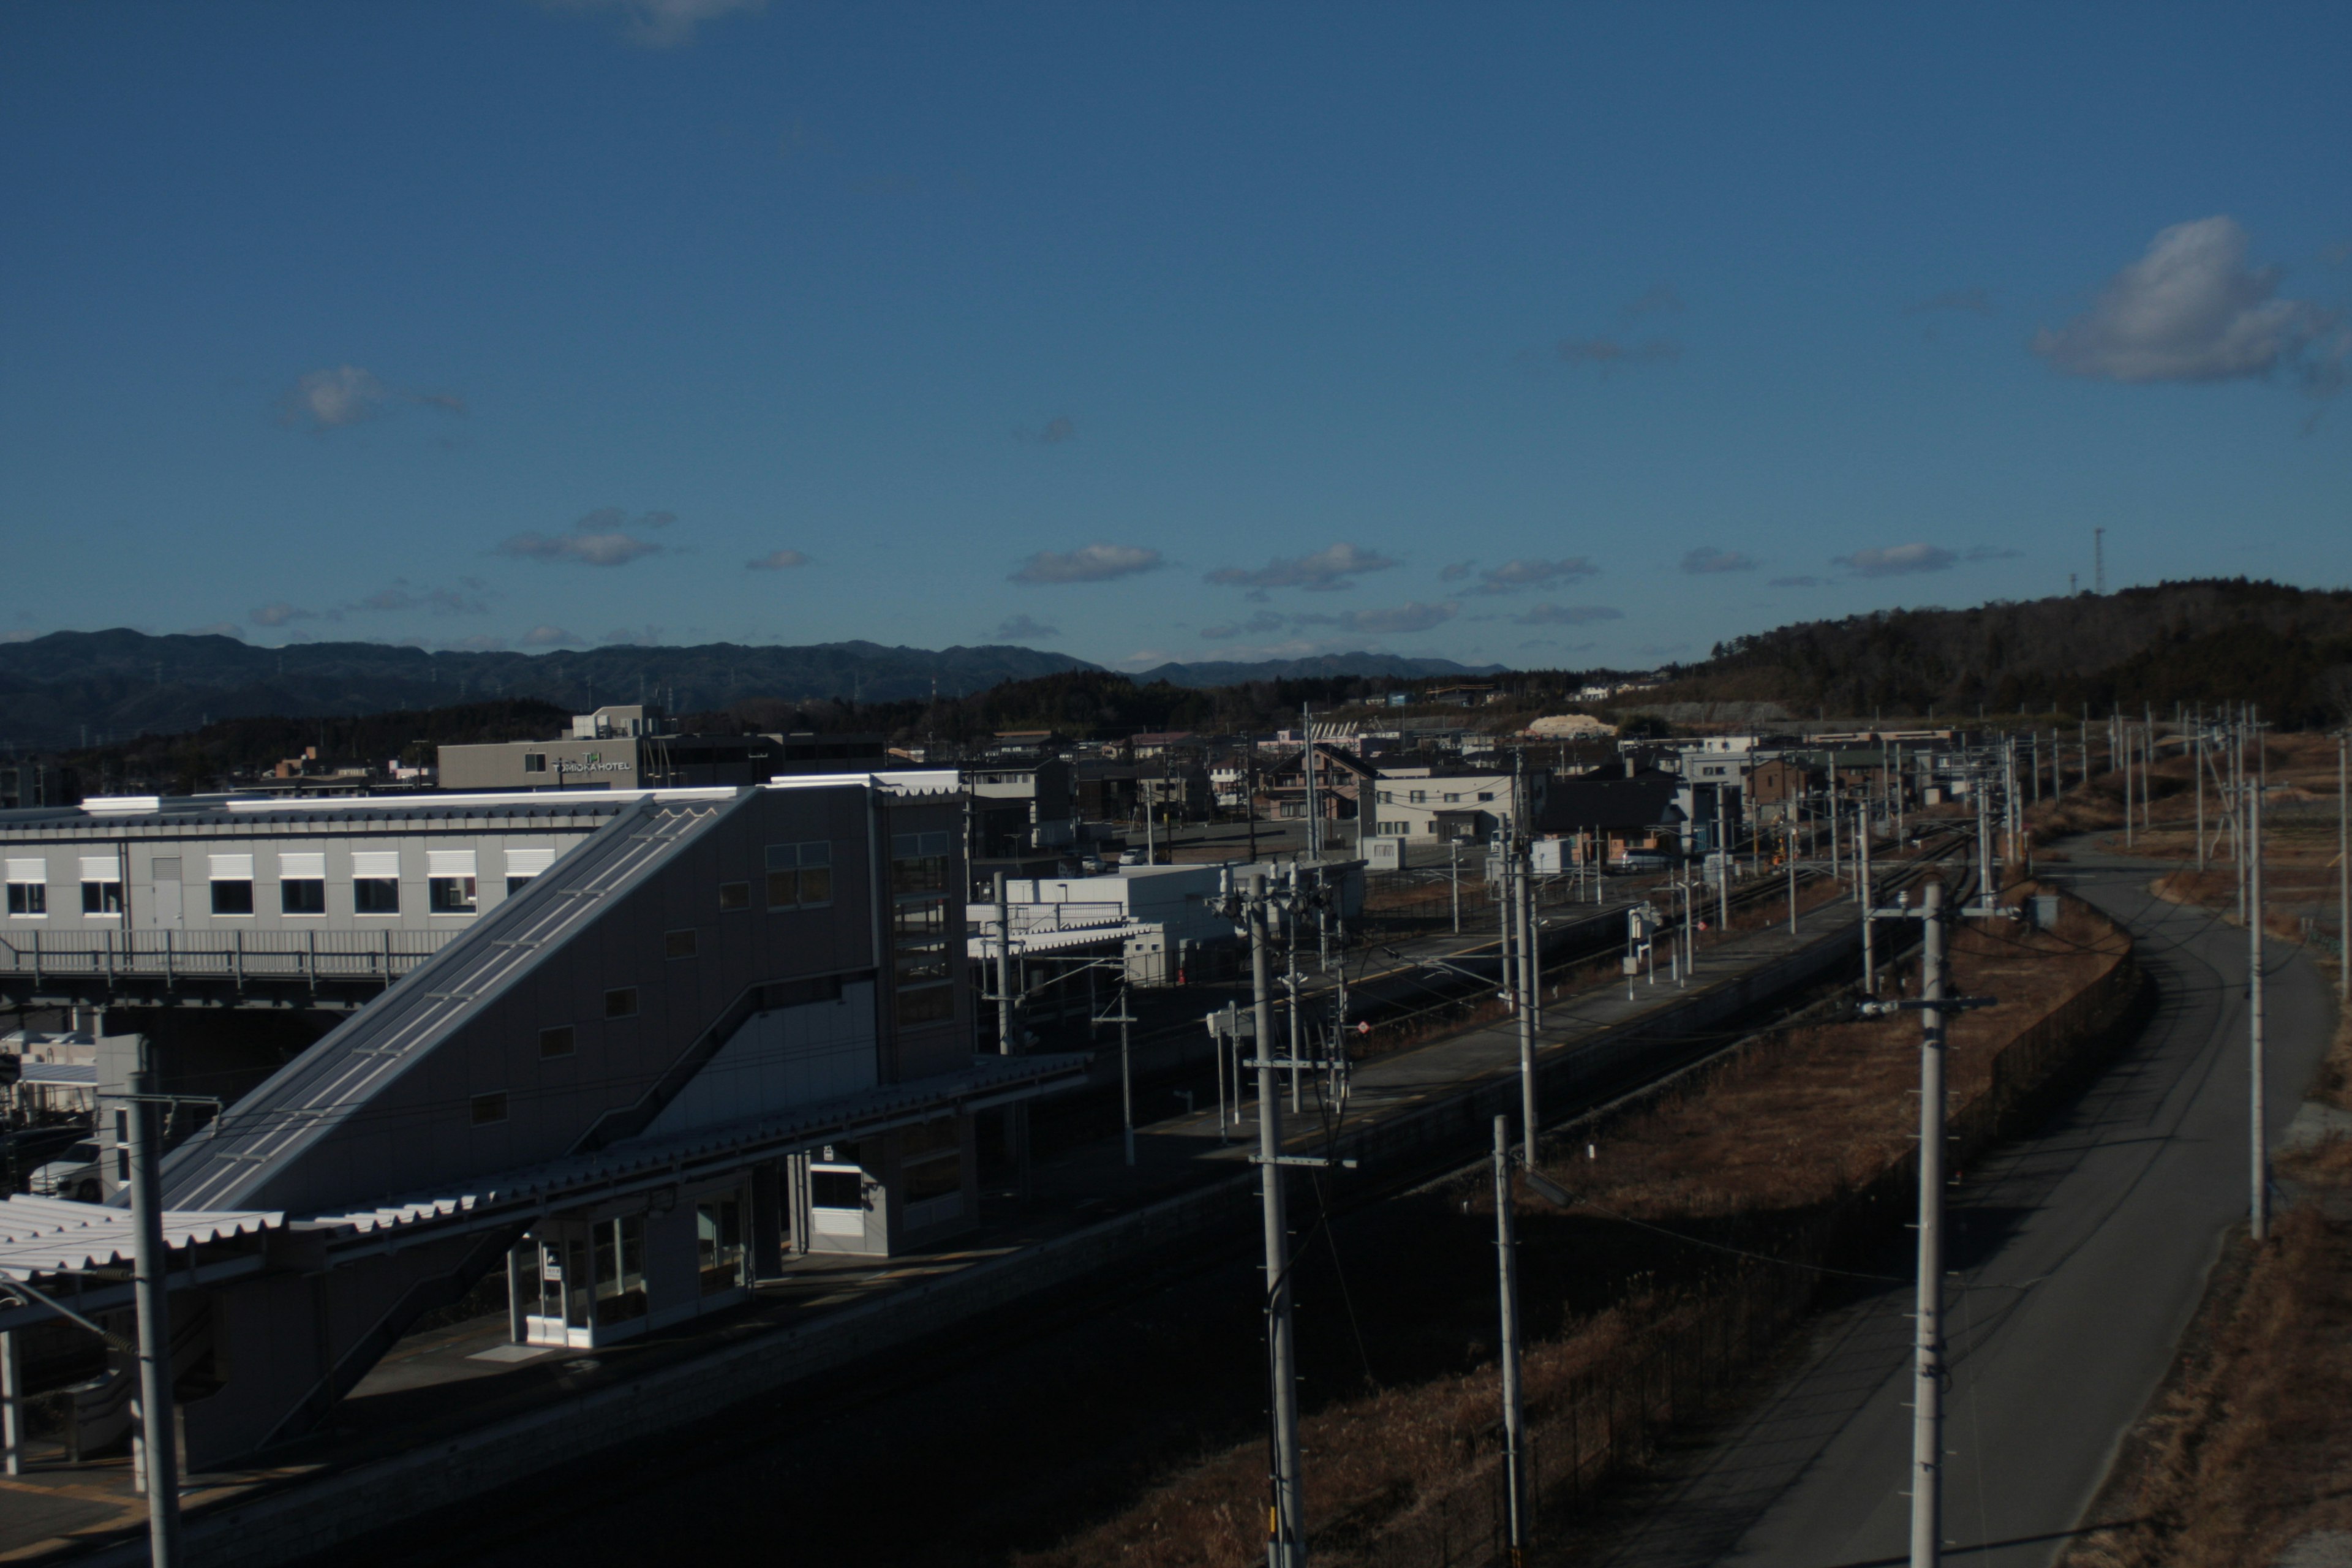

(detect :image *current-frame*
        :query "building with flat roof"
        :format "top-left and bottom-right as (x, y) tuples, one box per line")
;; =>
(0, 771), (1087, 1471)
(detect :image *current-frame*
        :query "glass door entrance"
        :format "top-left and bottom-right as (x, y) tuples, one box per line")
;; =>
(521, 1218), (649, 1348)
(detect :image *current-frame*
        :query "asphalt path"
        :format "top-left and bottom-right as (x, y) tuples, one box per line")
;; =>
(1591, 846), (2339, 1568)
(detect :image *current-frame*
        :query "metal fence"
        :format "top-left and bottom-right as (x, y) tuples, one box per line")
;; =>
(0, 927), (454, 987)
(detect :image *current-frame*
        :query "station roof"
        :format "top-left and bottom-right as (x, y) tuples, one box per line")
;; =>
(0, 1193), (281, 1281)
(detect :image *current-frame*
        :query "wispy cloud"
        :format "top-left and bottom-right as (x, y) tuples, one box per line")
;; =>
(1009, 543), (1164, 584)
(1835, 543), (1956, 578)
(1206, 542), (1399, 592)
(1905, 288), (1992, 317)
(353, 579), (492, 616)
(1512, 604), (1623, 626)
(2034, 217), (2345, 391)
(1558, 337), (1681, 370)
(1438, 560), (1476, 582)
(745, 548), (811, 571)
(540, 0), (766, 48)
(1202, 610), (1292, 641)
(1325, 601), (1457, 635)
(1769, 575), (1824, 588)
(521, 625), (577, 647)
(1680, 547), (1757, 575)
(278, 364), (466, 431)
(1470, 557), (1599, 595)
(597, 624), (668, 646)
(499, 508), (673, 568)
(1623, 285), (1684, 318)
(990, 613), (1060, 641)
(250, 602), (316, 628)
(1017, 415), (1077, 445)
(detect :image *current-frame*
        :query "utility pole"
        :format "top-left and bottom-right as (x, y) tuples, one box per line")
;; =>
(2196, 718), (2207, 873)
(993, 871), (1016, 1055)
(1302, 706), (1320, 863)
(1910, 878), (1948, 1568)
(1449, 839), (1461, 935)
(2250, 763), (2268, 1242)
(1860, 805), (1876, 992)
(1521, 828), (1544, 1024)
(126, 1066), (184, 1568)
(1248, 873), (1306, 1567)
(1512, 844), (1539, 1152)
(2340, 731), (2348, 1006)
(1493, 1115), (1527, 1567)
(1785, 818), (1798, 935)
(1118, 983), (1136, 1166)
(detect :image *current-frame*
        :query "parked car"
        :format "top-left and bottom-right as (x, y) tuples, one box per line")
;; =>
(1615, 849), (1673, 874)
(2, 1123), (91, 1194)
(29, 1139), (105, 1202)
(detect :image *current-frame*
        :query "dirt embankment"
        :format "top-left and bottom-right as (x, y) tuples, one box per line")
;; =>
(1015, 888), (2133, 1568)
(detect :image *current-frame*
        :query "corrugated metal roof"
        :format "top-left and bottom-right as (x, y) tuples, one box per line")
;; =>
(18, 1062), (97, 1085)
(297, 1052), (1088, 1240)
(0, 1194), (281, 1281)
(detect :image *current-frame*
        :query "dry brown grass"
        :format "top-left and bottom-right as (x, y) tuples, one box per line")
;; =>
(1018, 886), (2131, 1568)
(2064, 1072), (2352, 1566)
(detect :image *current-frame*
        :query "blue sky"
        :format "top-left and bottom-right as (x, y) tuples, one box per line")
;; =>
(4, 1), (2346, 671)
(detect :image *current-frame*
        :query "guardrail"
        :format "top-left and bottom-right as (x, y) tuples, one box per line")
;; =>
(0, 927), (456, 988)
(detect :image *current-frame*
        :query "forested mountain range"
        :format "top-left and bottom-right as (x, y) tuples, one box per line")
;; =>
(1640, 579), (2352, 726)
(0, 629), (1506, 752)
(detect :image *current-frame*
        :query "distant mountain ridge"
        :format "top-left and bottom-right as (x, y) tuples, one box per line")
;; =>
(1134, 654), (1508, 687)
(0, 630), (1511, 750)
(0, 631), (1095, 750)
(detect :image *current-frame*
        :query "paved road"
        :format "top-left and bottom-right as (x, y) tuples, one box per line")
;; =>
(1593, 848), (2339, 1568)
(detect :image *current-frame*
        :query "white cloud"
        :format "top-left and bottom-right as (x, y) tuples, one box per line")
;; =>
(1680, 547), (1757, 575)
(1836, 543), (1956, 578)
(1471, 557), (1600, 595)
(250, 601), (317, 628)
(1332, 601), (1457, 635)
(1438, 560), (1476, 582)
(990, 614), (1060, 641)
(745, 549), (811, 571)
(281, 366), (390, 429)
(278, 364), (466, 430)
(520, 625), (577, 647)
(541, 0), (766, 48)
(1512, 604), (1623, 626)
(499, 508), (671, 567)
(1206, 542), (1398, 592)
(1009, 543), (1164, 584)
(2034, 217), (2343, 387)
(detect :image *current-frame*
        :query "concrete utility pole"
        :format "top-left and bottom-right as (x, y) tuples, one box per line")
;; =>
(1513, 845), (1539, 1148)
(1859, 805), (1876, 992)
(126, 1066), (184, 1568)
(1248, 874), (1307, 1567)
(1910, 878), (1948, 1568)
(2195, 719), (2207, 873)
(2250, 766), (2269, 1242)
(993, 872), (1016, 1055)
(1449, 839), (1461, 935)
(1493, 1115), (1527, 1566)
(1118, 984), (1136, 1166)
(1521, 831), (1544, 1025)
(1302, 706), (1320, 863)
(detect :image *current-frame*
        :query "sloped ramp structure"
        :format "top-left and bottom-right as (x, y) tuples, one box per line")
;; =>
(1, 775), (1085, 1468)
